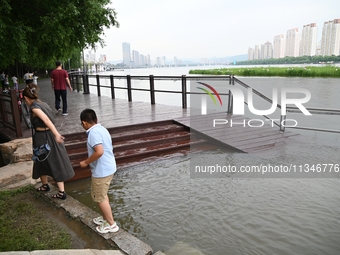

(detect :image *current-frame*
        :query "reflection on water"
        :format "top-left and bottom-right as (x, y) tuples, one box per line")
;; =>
(67, 67), (340, 254)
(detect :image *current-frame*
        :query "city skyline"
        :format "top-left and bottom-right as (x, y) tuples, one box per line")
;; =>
(248, 18), (340, 60)
(93, 0), (339, 62)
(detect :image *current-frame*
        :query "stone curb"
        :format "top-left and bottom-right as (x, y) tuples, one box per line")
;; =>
(37, 184), (153, 255)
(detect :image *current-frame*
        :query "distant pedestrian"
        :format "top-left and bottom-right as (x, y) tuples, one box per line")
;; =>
(4, 74), (9, 90)
(79, 108), (119, 234)
(0, 71), (5, 90)
(50, 60), (73, 116)
(32, 71), (38, 85)
(12, 75), (18, 91)
(23, 71), (33, 84)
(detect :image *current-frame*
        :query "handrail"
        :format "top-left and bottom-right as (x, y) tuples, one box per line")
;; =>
(68, 73), (340, 134)
(287, 106), (340, 115)
(232, 76), (285, 131)
(232, 76), (340, 133)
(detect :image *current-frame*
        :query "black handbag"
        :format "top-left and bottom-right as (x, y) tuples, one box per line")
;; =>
(31, 126), (50, 162)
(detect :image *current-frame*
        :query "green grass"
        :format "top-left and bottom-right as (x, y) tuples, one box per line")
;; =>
(0, 185), (71, 252)
(189, 66), (340, 77)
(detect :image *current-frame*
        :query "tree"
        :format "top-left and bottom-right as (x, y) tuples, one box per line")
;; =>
(0, 0), (119, 70)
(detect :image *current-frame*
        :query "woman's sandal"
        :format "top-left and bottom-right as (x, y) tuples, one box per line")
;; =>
(52, 191), (66, 200)
(36, 183), (50, 192)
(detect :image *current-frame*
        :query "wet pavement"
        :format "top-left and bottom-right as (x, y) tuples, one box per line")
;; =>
(4, 78), (189, 140)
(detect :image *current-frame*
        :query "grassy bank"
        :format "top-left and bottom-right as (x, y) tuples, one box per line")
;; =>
(189, 66), (340, 77)
(0, 185), (71, 252)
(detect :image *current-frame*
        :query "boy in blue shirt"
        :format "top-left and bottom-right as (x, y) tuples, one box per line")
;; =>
(79, 108), (119, 233)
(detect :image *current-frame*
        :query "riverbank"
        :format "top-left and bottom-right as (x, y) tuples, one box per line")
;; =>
(189, 65), (340, 77)
(0, 185), (118, 252)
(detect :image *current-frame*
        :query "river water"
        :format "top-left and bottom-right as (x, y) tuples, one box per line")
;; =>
(66, 66), (340, 255)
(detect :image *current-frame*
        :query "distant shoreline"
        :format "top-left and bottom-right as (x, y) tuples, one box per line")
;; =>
(189, 66), (340, 78)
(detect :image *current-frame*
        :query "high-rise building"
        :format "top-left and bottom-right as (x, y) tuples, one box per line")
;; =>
(248, 47), (254, 60)
(139, 54), (145, 66)
(285, 28), (299, 57)
(146, 55), (151, 66)
(254, 45), (261, 59)
(122, 42), (131, 66)
(132, 50), (139, 66)
(161, 56), (166, 66)
(261, 41), (273, 59)
(300, 23), (318, 56)
(320, 19), (340, 56)
(273, 34), (285, 58)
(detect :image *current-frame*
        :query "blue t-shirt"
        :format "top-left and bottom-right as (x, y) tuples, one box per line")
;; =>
(86, 124), (116, 178)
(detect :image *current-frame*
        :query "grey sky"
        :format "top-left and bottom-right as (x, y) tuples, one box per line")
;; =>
(94, 0), (339, 61)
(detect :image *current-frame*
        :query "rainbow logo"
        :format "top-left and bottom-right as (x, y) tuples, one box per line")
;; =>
(196, 82), (223, 115)
(196, 82), (223, 106)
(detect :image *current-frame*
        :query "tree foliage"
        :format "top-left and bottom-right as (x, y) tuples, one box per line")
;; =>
(0, 0), (119, 70)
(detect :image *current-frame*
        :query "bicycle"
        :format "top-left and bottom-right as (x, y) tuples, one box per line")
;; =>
(17, 89), (31, 129)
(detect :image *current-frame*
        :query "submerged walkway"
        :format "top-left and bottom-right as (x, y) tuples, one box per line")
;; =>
(5, 78), (189, 139)
(175, 113), (297, 153)
(4, 77), (295, 153)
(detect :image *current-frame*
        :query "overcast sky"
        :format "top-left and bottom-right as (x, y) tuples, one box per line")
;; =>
(93, 0), (339, 62)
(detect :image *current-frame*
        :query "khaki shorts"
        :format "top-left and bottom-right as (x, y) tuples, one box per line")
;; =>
(91, 174), (114, 203)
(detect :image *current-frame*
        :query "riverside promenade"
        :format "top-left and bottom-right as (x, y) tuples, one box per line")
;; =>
(7, 77), (189, 140)
(1, 77), (187, 255)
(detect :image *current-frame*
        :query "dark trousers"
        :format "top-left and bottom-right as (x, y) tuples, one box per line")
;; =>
(54, 90), (67, 114)
(1, 81), (4, 90)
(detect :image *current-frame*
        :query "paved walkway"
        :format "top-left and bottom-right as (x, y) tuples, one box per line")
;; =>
(4, 78), (189, 140)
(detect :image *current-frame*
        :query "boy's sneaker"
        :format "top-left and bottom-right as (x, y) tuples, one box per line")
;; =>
(93, 216), (106, 225)
(62, 113), (68, 116)
(56, 108), (61, 114)
(96, 221), (119, 233)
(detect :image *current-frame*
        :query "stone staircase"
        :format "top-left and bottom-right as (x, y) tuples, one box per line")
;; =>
(63, 120), (215, 181)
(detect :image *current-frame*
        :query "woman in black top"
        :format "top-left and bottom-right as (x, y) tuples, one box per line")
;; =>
(22, 83), (74, 199)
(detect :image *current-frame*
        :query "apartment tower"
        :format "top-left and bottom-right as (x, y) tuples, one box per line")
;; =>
(122, 42), (131, 66)
(300, 23), (318, 56)
(285, 28), (299, 57)
(273, 34), (285, 58)
(261, 41), (273, 59)
(320, 19), (340, 56)
(248, 47), (254, 60)
(254, 45), (261, 59)
(132, 50), (139, 66)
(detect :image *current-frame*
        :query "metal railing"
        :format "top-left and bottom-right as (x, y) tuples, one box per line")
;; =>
(233, 76), (340, 133)
(69, 73), (340, 134)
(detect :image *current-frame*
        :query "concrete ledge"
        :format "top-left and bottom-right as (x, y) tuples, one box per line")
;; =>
(37, 184), (153, 255)
(0, 138), (32, 164)
(0, 161), (38, 190)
